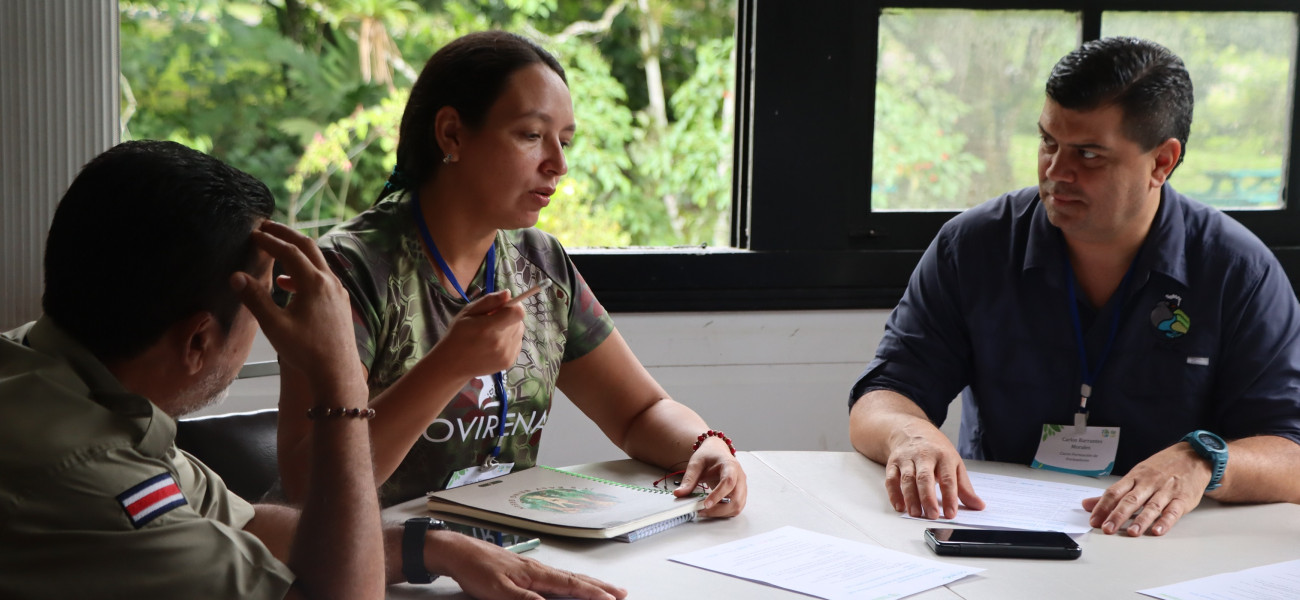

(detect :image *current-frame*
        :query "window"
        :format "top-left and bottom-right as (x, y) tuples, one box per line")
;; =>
(119, 0), (737, 249)
(738, 1), (1300, 313)
(576, 1), (1300, 311)
(118, 1), (1300, 312)
(873, 9), (1079, 212)
(1103, 11), (1295, 212)
(868, 8), (1297, 214)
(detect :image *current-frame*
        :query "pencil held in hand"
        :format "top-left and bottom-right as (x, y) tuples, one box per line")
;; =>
(505, 279), (553, 306)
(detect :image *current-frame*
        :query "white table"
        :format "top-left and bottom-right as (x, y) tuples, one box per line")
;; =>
(384, 452), (958, 599)
(753, 451), (1300, 599)
(384, 451), (1300, 599)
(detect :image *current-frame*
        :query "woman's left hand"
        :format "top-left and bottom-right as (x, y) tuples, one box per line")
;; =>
(673, 437), (747, 517)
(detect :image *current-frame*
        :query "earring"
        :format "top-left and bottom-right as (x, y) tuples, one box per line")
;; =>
(442, 153), (456, 164)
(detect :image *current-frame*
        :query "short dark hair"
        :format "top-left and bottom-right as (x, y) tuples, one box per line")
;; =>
(385, 30), (566, 200)
(1046, 36), (1194, 172)
(42, 140), (274, 362)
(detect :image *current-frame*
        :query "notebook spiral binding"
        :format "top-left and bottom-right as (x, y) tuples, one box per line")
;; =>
(540, 465), (674, 494)
(614, 512), (697, 543)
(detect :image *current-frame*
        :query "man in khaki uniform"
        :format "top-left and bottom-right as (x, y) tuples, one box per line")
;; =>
(0, 140), (626, 600)
(0, 318), (299, 596)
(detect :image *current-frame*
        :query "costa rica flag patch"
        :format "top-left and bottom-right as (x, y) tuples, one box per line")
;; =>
(117, 472), (187, 528)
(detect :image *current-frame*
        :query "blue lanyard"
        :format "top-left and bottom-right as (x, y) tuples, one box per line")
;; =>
(410, 193), (510, 464)
(1062, 249), (1139, 428)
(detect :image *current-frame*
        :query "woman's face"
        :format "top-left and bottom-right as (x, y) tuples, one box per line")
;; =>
(454, 63), (574, 230)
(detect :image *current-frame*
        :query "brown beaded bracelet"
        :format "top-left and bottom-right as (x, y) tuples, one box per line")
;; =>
(692, 429), (736, 456)
(306, 406), (376, 420)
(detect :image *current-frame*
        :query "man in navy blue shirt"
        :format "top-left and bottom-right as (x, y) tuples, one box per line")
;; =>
(850, 37), (1300, 538)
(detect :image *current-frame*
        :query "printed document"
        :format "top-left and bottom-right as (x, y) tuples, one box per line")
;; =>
(1139, 558), (1300, 600)
(908, 471), (1100, 533)
(670, 526), (982, 600)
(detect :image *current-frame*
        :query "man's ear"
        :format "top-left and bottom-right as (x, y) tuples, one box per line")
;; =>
(433, 105), (465, 161)
(175, 312), (223, 378)
(1150, 137), (1183, 187)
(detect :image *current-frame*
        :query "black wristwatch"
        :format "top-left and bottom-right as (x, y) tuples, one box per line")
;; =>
(1181, 430), (1228, 492)
(402, 517), (447, 584)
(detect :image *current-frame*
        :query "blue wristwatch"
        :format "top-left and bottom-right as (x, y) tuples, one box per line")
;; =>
(1181, 430), (1228, 492)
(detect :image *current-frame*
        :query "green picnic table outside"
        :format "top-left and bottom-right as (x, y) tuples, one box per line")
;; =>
(1200, 167), (1283, 207)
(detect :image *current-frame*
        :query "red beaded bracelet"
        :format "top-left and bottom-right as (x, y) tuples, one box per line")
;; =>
(692, 430), (736, 455)
(306, 406), (376, 420)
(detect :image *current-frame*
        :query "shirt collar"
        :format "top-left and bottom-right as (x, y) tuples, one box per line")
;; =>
(1139, 185), (1189, 288)
(25, 316), (178, 456)
(1023, 191), (1062, 274)
(1021, 184), (1189, 288)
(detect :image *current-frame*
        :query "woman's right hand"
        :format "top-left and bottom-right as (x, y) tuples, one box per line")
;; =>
(431, 290), (526, 380)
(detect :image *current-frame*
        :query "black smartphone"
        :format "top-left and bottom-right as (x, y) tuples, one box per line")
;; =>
(924, 528), (1081, 560)
(442, 520), (540, 553)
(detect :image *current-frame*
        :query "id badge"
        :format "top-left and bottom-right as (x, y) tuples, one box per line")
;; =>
(446, 462), (514, 489)
(1030, 424), (1120, 477)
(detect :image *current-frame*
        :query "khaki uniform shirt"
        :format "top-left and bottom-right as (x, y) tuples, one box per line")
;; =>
(0, 318), (295, 599)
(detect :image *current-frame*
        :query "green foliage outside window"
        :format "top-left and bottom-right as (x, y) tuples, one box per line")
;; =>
(1104, 12), (1295, 210)
(873, 9), (1078, 212)
(872, 9), (1295, 213)
(120, 0), (737, 247)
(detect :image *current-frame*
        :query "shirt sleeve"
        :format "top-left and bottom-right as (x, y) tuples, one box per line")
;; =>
(1212, 253), (1300, 446)
(848, 226), (972, 425)
(0, 447), (295, 600)
(561, 256), (615, 363)
(321, 235), (384, 372)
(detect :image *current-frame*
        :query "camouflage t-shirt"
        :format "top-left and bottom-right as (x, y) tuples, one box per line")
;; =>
(319, 191), (615, 505)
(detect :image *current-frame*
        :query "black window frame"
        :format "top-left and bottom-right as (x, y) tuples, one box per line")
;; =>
(575, 0), (1300, 313)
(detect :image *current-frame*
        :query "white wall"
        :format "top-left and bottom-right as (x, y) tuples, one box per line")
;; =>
(0, 0), (119, 330)
(204, 309), (963, 467)
(205, 309), (883, 464)
(544, 310), (883, 465)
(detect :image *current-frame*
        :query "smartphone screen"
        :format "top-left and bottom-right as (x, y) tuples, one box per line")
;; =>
(442, 520), (540, 553)
(924, 528), (1081, 560)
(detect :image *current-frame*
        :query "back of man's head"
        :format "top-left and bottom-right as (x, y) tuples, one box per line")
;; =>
(42, 140), (274, 363)
(1046, 36), (1193, 172)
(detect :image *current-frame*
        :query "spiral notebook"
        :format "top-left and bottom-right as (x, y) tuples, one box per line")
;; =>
(425, 465), (703, 542)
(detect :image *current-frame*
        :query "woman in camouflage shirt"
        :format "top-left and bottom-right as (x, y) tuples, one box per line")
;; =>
(279, 31), (748, 516)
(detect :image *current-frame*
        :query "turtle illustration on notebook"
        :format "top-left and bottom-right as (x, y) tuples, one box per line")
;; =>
(512, 487), (620, 514)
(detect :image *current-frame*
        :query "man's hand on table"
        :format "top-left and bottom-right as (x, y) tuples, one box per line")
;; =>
(428, 530), (627, 600)
(884, 424), (986, 520)
(1082, 442), (1211, 537)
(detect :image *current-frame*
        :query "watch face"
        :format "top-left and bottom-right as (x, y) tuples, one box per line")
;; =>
(1198, 432), (1226, 451)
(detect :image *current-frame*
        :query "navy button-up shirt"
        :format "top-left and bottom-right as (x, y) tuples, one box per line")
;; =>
(851, 185), (1300, 474)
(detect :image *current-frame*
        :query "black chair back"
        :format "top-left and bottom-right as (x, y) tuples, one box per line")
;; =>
(175, 408), (280, 502)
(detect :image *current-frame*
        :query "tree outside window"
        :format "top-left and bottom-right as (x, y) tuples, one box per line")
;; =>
(120, 0), (737, 248)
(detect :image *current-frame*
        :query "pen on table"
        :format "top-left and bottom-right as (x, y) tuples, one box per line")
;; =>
(504, 280), (552, 306)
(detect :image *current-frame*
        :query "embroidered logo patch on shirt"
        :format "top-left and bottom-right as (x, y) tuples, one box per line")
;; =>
(117, 472), (187, 529)
(1150, 293), (1191, 339)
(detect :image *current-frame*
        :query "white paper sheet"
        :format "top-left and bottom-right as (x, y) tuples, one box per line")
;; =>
(906, 471), (1100, 534)
(669, 526), (982, 600)
(1139, 559), (1300, 600)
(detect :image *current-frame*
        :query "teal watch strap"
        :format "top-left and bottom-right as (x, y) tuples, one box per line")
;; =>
(1181, 430), (1228, 492)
